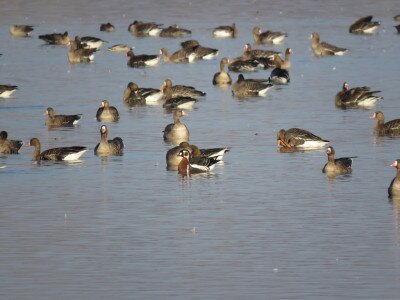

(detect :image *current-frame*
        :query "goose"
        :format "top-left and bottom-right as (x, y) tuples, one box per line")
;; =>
(269, 50), (291, 85)
(189, 144), (230, 160)
(96, 100), (119, 122)
(108, 44), (132, 52)
(394, 15), (400, 21)
(128, 21), (162, 36)
(177, 149), (220, 176)
(389, 160), (400, 198)
(232, 74), (273, 98)
(162, 79), (206, 99)
(9, 25), (34, 37)
(100, 22), (115, 32)
(180, 40), (219, 60)
(227, 58), (261, 73)
(123, 82), (162, 105)
(212, 23), (238, 38)
(349, 16), (380, 34)
(369, 111), (400, 136)
(166, 142), (192, 170)
(213, 58), (232, 85)
(0, 131), (23, 154)
(160, 24), (191, 38)
(335, 82), (382, 108)
(126, 50), (159, 67)
(242, 43), (280, 60)
(26, 138), (87, 161)
(94, 125), (124, 156)
(163, 95), (197, 110)
(322, 146), (353, 176)
(163, 110), (189, 145)
(253, 26), (288, 44)
(0, 85), (18, 98)
(277, 128), (329, 149)
(159, 48), (195, 63)
(44, 107), (82, 127)
(310, 32), (347, 56)
(395, 24), (400, 34)
(123, 82), (146, 106)
(67, 37), (96, 63)
(38, 31), (70, 45)
(80, 36), (107, 49)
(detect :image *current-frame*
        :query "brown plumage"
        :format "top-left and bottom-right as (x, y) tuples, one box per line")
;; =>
(369, 111), (400, 136)
(166, 142), (192, 171)
(389, 160), (400, 198)
(128, 21), (162, 36)
(310, 32), (347, 56)
(232, 74), (273, 98)
(96, 100), (119, 122)
(162, 79), (206, 99)
(126, 50), (160, 68)
(349, 16), (380, 34)
(39, 31), (70, 45)
(212, 23), (238, 38)
(160, 24), (191, 38)
(163, 110), (189, 145)
(322, 146), (353, 176)
(335, 82), (382, 108)
(0, 131), (23, 154)
(94, 125), (124, 156)
(26, 138), (87, 161)
(180, 40), (218, 60)
(159, 48), (193, 63)
(44, 107), (82, 127)
(100, 22), (115, 32)
(68, 36), (96, 63)
(253, 26), (288, 44)
(10, 25), (34, 37)
(213, 58), (232, 85)
(123, 82), (146, 106)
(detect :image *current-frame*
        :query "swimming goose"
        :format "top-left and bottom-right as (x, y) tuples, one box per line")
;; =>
(67, 37), (96, 63)
(128, 21), (162, 37)
(389, 160), (400, 198)
(26, 138), (87, 161)
(369, 111), (400, 136)
(349, 16), (380, 34)
(163, 110), (189, 145)
(322, 146), (353, 175)
(123, 82), (146, 106)
(108, 44), (132, 52)
(177, 149), (220, 176)
(232, 74), (273, 98)
(44, 107), (82, 127)
(162, 79), (206, 99)
(160, 24), (191, 37)
(166, 142), (192, 170)
(163, 95), (197, 110)
(268, 50), (291, 85)
(0, 85), (18, 98)
(0, 131), (23, 154)
(253, 26), (288, 44)
(126, 50), (160, 67)
(277, 128), (329, 149)
(9, 25), (34, 37)
(100, 22), (115, 32)
(189, 144), (230, 160)
(212, 23), (238, 38)
(80, 36), (107, 49)
(159, 48), (195, 63)
(335, 82), (382, 108)
(227, 58), (261, 73)
(94, 125), (124, 156)
(242, 43), (280, 60)
(310, 32), (348, 56)
(38, 31), (70, 45)
(213, 58), (232, 85)
(180, 40), (219, 60)
(96, 100), (119, 122)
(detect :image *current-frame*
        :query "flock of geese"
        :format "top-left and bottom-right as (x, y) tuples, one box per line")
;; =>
(1, 15), (400, 195)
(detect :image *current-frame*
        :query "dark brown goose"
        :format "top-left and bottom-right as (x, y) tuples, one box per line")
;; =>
(213, 58), (232, 85)
(94, 125), (124, 156)
(253, 26), (288, 44)
(26, 138), (87, 161)
(277, 128), (329, 149)
(159, 48), (195, 63)
(96, 100), (119, 122)
(44, 107), (82, 127)
(162, 79), (206, 99)
(0, 84), (18, 98)
(163, 110), (189, 145)
(322, 146), (353, 176)
(310, 32), (347, 56)
(335, 82), (382, 108)
(126, 50), (160, 68)
(389, 160), (400, 198)
(123, 82), (146, 106)
(0, 131), (23, 154)
(10, 25), (34, 37)
(232, 74), (273, 98)
(369, 111), (400, 136)
(180, 40), (219, 60)
(38, 31), (70, 45)
(160, 24), (191, 38)
(212, 23), (238, 38)
(128, 21), (162, 36)
(100, 22), (115, 32)
(349, 16), (380, 34)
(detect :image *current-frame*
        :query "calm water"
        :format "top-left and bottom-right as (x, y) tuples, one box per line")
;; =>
(1, 0), (400, 299)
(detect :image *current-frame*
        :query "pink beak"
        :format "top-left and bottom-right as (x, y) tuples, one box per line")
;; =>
(43, 110), (48, 116)
(368, 114), (375, 119)
(24, 141), (31, 147)
(390, 161), (397, 167)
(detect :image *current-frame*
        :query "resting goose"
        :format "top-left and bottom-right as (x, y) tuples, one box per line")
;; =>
(0, 131), (23, 154)
(277, 128), (329, 149)
(253, 26), (288, 44)
(128, 21), (162, 37)
(369, 111), (400, 136)
(96, 100), (119, 122)
(213, 58), (232, 85)
(126, 50), (160, 67)
(389, 160), (400, 198)
(10, 25), (34, 37)
(162, 79), (206, 99)
(335, 82), (382, 108)
(232, 74), (273, 98)
(123, 82), (146, 106)
(269, 50), (291, 85)
(177, 149), (220, 176)
(0, 85), (18, 98)
(228, 58), (261, 73)
(159, 48), (195, 63)
(160, 25), (191, 37)
(108, 44), (132, 52)
(189, 144), (230, 161)
(80, 36), (107, 50)
(44, 107), (82, 127)
(100, 22), (115, 32)
(242, 43), (280, 60)
(26, 138), (87, 161)
(166, 142), (192, 171)
(39, 31), (70, 45)
(349, 16), (380, 34)
(94, 125), (124, 156)
(212, 23), (238, 38)
(322, 146), (353, 176)
(310, 32), (347, 56)
(395, 24), (400, 34)
(68, 37), (96, 63)
(180, 40), (219, 60)
(163, 110), (189, 145)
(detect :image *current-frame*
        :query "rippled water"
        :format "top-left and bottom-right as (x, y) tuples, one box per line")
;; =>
(1, 0), (400, 299)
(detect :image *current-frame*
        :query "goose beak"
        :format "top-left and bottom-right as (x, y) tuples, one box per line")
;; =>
(368, 113), (376, 119)
(277, 139), (291, 148)
(390, 161), (398, 167)
(24, 141), (31, 147)
(43, 110), (48, 116)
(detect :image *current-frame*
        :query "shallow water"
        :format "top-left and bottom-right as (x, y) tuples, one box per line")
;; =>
(1, 0), (400, 299)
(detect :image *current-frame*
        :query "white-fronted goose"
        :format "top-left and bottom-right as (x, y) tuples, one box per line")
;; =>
(0, 85), (18, 98)
(242, 43), (280, 60)
(389, 160), (400, 198)
(96, 100), (119, 122)
(163, 96), (197, 110)
(232, 74), (273, 98)
(213, 58), (232, 85)
(177, 149), (220, 176)
(180, 40), (219, 60)
(322, 146), (353, 176)
(162, 79), (206, 99)
(159, 48), (195, 63)
(80, 36), (107, 49)
(94, 125), (124, 156)
(68, 37), (96, 63)
(124, 82), (162, 105)
(310, 32), (348, 56)
(44, 107), (82, 127)
(0, 131), (23, 154)
(335, 82), (382, 108)
(369, 111), (400, 136)
(123, 82), (146, 106)
(128, 21), (162, 37)
(126, 50), (160, 68)
(26, 138), (87, 161)
(38, 31), (70, 45)
(108, 44), (132, 52)
(10, 25), (34, 37)
(160, 25), (191, 37)
(166, 142), (192, 170)
(277, 128), (329, 149)
(212, 23), (237, 38)
(253, 26), (288, 44)
(349, 16), (380, 34)
(163, 110), (189, 145)
(100, 22), (115, 32)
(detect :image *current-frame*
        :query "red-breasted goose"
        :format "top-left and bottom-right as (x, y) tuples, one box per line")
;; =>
(177, 149), (220, 176)
(39, 31), (70, 45)
(10, 25), (34, 37)
(96, 100), (119, 122)
(26, 138), (87, 161)
(94, 125), (124, 156)
(44, 107), (82, 127)
(163, 110), (189, 145)
(335, 82), (382, 108)
(349, 16), (380, 34)
(212, 23), (238, 38)
(0, 131), (23, 154)
(189, 144), (230, 161)
(322, 146), (353, 176)
(369, 111), (400, 136)
(166, 142), (192, 171)
(253, 26), (288, 45)
(277, 128), (329, 149)
(310, 32), (347, 56)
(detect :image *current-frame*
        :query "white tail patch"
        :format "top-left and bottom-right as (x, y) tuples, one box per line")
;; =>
(358, 96), (381, 107)
(149, 28), (162, 36)
(258, 86), (272, 97)
(63, 149), (87, 161)
(145, 57), (160, 66)
(145, 92), (163, 104)
(272, 36), (286, 44)
(213, 30), (232, 38)
(298, 140), (330, 149)
(73, 119), (81, 125)
(202, 51), (219, 60)
(177, 101), (196, 110)
(188, 53), (196, 63)
(0, 90), (17, 98)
